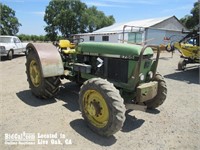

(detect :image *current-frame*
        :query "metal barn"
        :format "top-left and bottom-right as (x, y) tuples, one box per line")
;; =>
(74, 16), (188, 45)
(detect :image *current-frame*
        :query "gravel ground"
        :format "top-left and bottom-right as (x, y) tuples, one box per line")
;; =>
(0, 50), (200, 150)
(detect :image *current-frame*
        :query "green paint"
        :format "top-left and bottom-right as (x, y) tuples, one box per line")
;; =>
(76, 42), (153, 56)
(74, 42), (158, 102)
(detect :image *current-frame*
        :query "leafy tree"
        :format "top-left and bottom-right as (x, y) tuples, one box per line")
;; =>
(180, 2), (199, 29)
(44, 0), (115, 41)
(38, 35), (45, 41)
(82, 6), (115, 32)
(44, 0), (86, 40)
(18, 34), (47, 42)
(0, 3), (21, 35)
(18, 34), (27, 41)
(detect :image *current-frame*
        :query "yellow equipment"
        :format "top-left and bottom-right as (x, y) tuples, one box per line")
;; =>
(166, 29), (200, 70)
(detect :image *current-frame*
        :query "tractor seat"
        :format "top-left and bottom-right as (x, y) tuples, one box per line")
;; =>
(59, 40), (76, 54)
(59, 40), (75, 49)
(62, 49), (76, 54)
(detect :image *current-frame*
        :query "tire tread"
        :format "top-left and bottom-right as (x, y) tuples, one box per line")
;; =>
(79, 78), (126, 136)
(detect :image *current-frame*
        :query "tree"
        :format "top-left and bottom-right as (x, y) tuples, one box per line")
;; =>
(0, 3), (21, 35)
(44, 0), (115, 41)
(44, 0), (86, 40)
(180, 2), (199, 30)
(82, 6), (115, 32)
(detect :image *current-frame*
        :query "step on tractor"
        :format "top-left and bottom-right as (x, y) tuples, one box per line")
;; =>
(166, 29), (200, 70)
(26, 38), (167, 136)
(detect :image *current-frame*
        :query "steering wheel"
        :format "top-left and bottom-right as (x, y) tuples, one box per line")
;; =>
(73, 38), (84, 44)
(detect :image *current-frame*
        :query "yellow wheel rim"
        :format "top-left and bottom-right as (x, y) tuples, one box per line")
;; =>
(83, 90), (109, 128)
(29, 60), (41, 87)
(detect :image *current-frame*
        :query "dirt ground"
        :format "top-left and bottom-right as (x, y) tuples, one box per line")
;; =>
(0, 51), (200, 150)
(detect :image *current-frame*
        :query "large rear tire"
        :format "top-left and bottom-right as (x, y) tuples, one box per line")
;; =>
(26, 50), (61, 99)
(145, 74), (167, 109)
(79, 78), (126, 136)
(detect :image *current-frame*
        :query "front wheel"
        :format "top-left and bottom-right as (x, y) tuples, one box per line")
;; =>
(7, 50), (13, 60)
(178, 58), (186, 70)
(145, 74), (167, 109)
(26, 50), (61, 99)
(79, 78), (126, 136)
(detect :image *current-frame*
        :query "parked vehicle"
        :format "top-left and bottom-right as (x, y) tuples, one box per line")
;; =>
(0, 35), (28, 60)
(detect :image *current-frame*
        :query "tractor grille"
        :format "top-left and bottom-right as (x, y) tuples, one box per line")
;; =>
(107, 58), (128, 83)
(76, 55), (129, 83)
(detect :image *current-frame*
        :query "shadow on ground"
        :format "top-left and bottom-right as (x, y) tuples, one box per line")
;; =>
(16, 82), (80, 108)
(16, 90), (57, 107)
(56, 82), (80, 112)
(121, 112), (145, 132)
(146, 108), (160, 114)
(0, 54), (25, 61)
(17, 82), (152, 144)
(164, 66), (200, 84)
(70, 119), (117, 146)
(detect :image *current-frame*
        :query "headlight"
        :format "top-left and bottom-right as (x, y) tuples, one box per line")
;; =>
(0, 46), (6, 51)
(148, 71), (153, 79)
(139, 73), (145, 81)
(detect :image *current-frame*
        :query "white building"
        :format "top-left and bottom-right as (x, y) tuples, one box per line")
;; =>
(74, 16), (188, 45)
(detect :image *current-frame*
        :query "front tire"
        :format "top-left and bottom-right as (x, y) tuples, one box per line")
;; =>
(79, 78), (126, 136)
(145, 74), (167, 109)
(178, 58), (186, 70)
(7, 50), (13, 60)
(26, 50), (61, 99)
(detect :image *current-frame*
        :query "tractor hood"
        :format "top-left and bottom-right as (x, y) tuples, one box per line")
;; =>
(76, 42), (153, 57)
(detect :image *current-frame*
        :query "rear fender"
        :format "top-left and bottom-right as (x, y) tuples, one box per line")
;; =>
(26, 43), (64, 78)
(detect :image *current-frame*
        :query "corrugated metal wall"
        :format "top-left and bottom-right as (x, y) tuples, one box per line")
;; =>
(145, 28), (184, 45)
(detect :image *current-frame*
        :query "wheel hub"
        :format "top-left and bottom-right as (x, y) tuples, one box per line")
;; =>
(29, 60), (41, 87)
(87, 100), (102, 117)
(83, 90), (109, 128)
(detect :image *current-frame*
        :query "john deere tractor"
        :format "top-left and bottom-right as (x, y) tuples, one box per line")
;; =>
(26, 38), (167, 136)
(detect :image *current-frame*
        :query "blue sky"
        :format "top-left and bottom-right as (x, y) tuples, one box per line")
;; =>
(1, 0), (197, 35)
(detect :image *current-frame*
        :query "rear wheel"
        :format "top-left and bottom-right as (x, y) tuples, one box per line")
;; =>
(178, 58), (186, 70)
(79, 78), (126, 136)
(145, 74), (167, 109)
(26, 50), (61, 99)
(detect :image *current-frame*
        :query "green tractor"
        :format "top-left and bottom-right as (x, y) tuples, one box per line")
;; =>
(26, 38), (167, 136)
